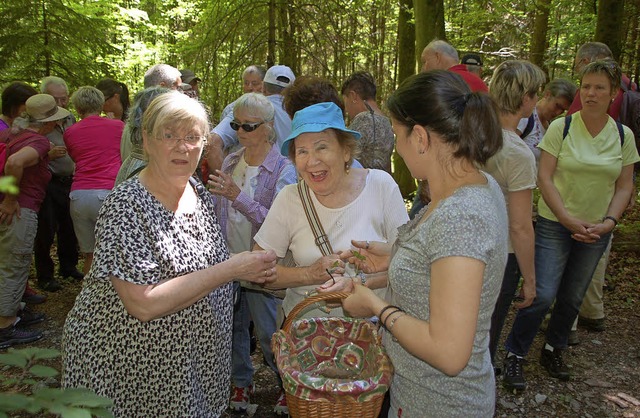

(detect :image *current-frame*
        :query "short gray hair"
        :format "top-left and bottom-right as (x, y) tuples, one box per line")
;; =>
(234, 93), (276, 143)
(576, 42), (613, 63)
(40, 76), (68, 94)
(426, 39), (459, 61)
(544, 79), (577, 102)
(242, 65), (266, 80)
(71, 86), (105, 115)
(10, 116), (44, 134)
(143, 64), (181, 88)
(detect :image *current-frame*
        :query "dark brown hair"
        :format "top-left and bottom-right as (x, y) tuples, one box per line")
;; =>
(387, 70), (502, 165)
(282, 76), (345, 119)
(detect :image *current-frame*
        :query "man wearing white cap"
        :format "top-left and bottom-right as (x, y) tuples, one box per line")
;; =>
(206, 65), (295, 173)
(0, 94), (71, 349)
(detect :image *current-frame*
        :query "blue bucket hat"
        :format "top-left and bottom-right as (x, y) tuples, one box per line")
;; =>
(280, 102), (362, 156)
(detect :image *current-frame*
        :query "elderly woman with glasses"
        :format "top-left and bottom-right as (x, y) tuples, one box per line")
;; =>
(253, 102), (408, 319)
(206, 92), (296, 413)
(62, 91), (278, 417)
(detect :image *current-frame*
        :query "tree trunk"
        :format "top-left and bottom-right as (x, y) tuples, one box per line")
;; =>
(595, 0), (624, 61)
(267, 0), (276, 67)
(42, 0), (50, 76)
(414, 0), (446, 69)
(278, 0), (294, 67)
(393, 0), (417, 198)
(529, 0), (551, 72)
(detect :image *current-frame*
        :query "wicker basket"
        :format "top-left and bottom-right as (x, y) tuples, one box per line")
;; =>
(272, 292), (393, 418)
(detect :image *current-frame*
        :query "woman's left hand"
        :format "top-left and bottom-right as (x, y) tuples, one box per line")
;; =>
(584, 222), (614, 239)
(208, 170), (240, 201)
(342, 282), (382, 318)
(514, 278), (536, 309)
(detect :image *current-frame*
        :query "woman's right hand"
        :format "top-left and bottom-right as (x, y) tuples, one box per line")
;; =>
(304, 255), (345, 285)
(230, 250), (278, 284)
(560, 215), (600, 243)
(340, 240), (391, 274)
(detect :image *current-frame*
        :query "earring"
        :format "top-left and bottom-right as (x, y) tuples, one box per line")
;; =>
(345, 162), (351, 174)
(352, 100), (357, 104)
(419, 148), (425, 155)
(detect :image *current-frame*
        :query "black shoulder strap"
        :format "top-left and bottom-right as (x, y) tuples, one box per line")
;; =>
(616, 121), (625, 147)
(189, 176), (208, 200)
(563, 114), (624, 146)
(520, 114), (535, 139)
(562, 115), (572, 140)
(126, 164), (146, 180)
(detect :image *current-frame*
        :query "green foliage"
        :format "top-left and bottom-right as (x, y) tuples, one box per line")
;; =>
(0, 176), (18, 195)
(0, 0), (118, 85)
(0, 347), (113, 418)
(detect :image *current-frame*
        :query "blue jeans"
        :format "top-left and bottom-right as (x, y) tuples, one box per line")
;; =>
(505, 217), (611, 355)
(489, 253), (520, 362)
(231, 286), (282, 388)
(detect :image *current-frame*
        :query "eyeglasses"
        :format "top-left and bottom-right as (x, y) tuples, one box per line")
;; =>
(158, 132), (205, 147)
(230, 120), (264, 132)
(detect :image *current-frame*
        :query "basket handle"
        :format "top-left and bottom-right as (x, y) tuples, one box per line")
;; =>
(281, 291), (350, 332)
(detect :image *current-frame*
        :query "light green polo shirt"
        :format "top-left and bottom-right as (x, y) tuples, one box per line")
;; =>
(537, 112), (640, 223)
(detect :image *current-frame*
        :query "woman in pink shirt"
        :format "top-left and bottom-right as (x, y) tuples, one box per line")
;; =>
(64, 86), (123, 274)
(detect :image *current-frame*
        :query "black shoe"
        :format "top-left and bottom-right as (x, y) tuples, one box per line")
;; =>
(17, 308), (46, 327)
(540, 347), (570, 381)
(38, 279), (63, 292)
(503, 354), (526, 391)
(577, 316), (605, 332)
(0, 325), (43, 349)
(60, 270), (84, 281)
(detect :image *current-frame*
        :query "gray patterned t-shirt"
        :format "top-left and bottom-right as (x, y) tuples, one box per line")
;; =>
(385, 173), (508, 418)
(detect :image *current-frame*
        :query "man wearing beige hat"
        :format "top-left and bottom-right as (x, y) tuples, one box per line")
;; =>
(0, 94), (70, 349)
(33, 76), (83, 294)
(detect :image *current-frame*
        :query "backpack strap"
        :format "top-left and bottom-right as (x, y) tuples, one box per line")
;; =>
(297, 180), (333, 256)
(562, 115), (572, 140)
(615, 121), (625, 147)
(563, 114), (624, 146)
(520, 114), (535, 139)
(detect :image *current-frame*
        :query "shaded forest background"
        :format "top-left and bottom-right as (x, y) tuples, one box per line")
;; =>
(1, 0), (638, 117)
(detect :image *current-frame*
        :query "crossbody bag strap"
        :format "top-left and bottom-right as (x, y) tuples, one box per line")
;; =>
(297, 180), (334, 256)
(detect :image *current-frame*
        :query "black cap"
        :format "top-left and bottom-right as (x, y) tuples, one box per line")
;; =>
(461, 53), (483, 66)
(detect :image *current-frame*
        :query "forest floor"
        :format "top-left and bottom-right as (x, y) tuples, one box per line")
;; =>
(6, 196), (640, 417)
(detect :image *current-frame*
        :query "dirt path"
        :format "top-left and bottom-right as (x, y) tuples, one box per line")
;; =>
(11, 203), (640, 417)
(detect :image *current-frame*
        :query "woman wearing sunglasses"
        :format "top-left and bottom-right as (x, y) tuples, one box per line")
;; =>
(206, 92), (296, 414)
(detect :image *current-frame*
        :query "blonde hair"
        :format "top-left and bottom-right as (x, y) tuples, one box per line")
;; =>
(142, 91), (210, 144)
(490, 60), (547, 115)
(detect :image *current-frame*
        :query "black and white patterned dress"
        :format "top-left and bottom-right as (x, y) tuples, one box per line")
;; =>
(62, 178), (233, 418)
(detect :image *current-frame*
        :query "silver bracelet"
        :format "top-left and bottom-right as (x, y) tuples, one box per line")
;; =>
(357, 271), (367, 286)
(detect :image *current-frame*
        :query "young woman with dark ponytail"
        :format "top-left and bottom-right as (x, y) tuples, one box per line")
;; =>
(341, 70), (507, 417)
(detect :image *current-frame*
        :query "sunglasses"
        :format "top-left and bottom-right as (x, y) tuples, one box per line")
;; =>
(230, 120), (264, 132)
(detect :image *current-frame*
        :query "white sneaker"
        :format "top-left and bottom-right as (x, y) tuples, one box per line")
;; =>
(229, 383), (254, 411)
(273, 390), (289, 416)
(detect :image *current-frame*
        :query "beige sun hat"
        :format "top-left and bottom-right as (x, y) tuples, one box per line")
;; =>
(25, 94), (71, 122)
